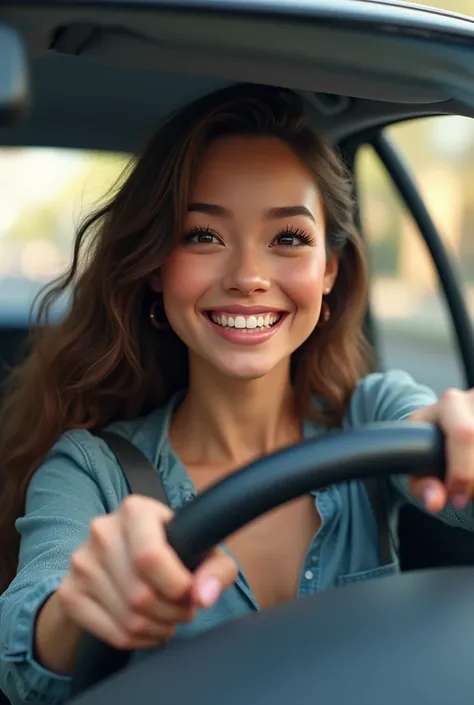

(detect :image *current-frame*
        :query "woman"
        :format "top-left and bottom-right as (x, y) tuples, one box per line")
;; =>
(0, 83), (473, 705)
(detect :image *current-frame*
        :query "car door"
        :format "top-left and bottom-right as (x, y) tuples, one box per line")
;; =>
(343, 114), (474, 568)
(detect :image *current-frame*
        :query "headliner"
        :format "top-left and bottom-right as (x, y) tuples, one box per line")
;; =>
(1, 0), (474, 152)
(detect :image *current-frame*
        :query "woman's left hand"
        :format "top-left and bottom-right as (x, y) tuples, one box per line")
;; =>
(409, 388), (474, 513)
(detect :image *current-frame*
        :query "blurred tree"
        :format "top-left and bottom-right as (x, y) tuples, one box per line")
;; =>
(5, 151), (130, 246)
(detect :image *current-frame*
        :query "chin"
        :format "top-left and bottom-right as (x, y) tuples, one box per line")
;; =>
(210, 354), (285, 382)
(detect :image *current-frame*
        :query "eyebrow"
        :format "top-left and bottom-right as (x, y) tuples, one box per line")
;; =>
(187, 202), (316, 223)
(266, 206), (316, 223)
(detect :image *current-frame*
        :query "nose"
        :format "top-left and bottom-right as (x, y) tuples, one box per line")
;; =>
(221, 244), (271, 296)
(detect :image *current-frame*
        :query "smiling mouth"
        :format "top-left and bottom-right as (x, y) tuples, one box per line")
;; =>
(206, 311), (283, 331)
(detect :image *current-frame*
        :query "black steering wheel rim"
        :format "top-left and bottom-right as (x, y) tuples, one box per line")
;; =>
(69, 422), (450, 703)
(164, 421), (445, 569)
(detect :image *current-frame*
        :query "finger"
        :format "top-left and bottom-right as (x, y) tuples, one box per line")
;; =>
(70, 544), (130, 622)
(191, 548), (239, 608)
(120, 496), (193, 601)
(88, 513), (139, 605)
(408, 476), (447, 513)
(74, 543), (196, 627)
(119, 580), (196, 625)
(58, 576), (165, 650)
(438, 390), (474, 504)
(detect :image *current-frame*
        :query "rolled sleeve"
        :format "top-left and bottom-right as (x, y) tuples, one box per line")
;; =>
(0, 575), (71, 705)
(346, 369), (438, 426)
(0, 430), (125, 705)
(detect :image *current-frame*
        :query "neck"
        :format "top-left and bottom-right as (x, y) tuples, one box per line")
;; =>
(170, 358), (302, 469)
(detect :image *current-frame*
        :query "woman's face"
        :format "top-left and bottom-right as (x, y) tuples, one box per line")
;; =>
(158, 135), (339, 381)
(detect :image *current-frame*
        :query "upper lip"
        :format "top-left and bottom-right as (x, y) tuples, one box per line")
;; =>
(205, 305), (284, 314)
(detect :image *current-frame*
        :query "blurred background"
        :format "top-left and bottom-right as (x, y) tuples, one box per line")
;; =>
(0, 0), (473, 395)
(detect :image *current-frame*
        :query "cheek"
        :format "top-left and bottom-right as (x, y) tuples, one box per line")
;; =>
(161, 251), (213, 308)
(278, 252), (327, 309)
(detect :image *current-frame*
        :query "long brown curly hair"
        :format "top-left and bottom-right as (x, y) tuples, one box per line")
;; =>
(0, 83), (371, 592)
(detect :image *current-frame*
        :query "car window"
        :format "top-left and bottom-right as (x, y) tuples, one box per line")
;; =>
(0, 148), (130, 325)
(356, 114), (474, 395)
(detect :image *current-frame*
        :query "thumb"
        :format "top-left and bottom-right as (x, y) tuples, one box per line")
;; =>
(190, 548), (239, 609)
(408, 476), (447, 513)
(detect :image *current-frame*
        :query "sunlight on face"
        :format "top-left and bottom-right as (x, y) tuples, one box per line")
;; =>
(159, 136), (339, 381)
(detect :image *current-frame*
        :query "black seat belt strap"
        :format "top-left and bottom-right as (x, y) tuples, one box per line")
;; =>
(96, 430), (169, 506)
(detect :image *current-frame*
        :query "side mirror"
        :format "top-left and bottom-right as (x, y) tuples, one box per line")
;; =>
(0, 22), (30, 125)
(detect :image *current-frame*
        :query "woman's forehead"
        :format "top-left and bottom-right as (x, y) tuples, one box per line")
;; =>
(190, 135), (323, 217)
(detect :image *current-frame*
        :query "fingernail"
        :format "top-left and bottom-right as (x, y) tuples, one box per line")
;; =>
(199, 577), (221, 608)
(451, 493), (470, 509)
(421, 486), (439, 510)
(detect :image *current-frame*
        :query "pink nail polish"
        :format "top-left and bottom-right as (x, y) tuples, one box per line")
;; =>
(199, 577), (221, 607)
(422, 486), (439, 510)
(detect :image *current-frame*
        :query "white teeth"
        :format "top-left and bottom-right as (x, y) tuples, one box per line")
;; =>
(210, 312), (281, 330)
(247, 316), (257, 329)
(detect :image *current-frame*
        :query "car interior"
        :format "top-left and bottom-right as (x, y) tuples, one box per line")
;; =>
(2, 1), (474, 704)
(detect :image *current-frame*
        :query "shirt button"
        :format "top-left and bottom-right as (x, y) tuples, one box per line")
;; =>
(311, 555), (319, 564)
(304, 570), (313, 580)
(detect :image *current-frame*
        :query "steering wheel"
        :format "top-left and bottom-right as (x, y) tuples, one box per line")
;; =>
(69, 423), (474, 705)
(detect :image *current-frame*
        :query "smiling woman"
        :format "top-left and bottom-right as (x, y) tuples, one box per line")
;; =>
(155, 134), (340, 382)
(1, 82), (474, 705)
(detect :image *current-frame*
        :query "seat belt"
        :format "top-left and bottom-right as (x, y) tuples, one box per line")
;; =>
(96, 431), (169, 505)
(97, 431), (391, 565)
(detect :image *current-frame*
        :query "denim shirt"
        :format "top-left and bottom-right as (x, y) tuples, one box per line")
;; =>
(1, 370), (474, 705)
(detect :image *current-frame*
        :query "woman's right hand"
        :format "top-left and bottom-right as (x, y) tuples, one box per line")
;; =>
(56, 495), (239, 650)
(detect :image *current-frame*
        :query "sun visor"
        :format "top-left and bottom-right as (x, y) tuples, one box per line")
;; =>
(64, 17), (451, 106)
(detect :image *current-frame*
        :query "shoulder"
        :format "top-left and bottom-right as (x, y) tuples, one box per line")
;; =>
(29, 399), (174, 504)
(26, 410), (158, 508)
(343, 369), (438, 428)
(25, 427), (128, 514)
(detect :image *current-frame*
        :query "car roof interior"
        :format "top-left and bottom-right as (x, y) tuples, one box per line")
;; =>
(2, 0), (474, 152)
(1, 0), (474, 623)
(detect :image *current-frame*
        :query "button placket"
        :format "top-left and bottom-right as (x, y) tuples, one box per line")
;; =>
(299, 486), (338, 596)
(299, 545), (319, 596)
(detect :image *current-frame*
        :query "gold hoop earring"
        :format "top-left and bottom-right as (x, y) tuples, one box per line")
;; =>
(318, 300), (331, 327)
(149, 298), (169, 330)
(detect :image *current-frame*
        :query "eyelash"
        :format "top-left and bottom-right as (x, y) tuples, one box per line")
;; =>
(272, 225), (315, 248)
(183, 225), (315, 247)
(183, 226), (221, 245)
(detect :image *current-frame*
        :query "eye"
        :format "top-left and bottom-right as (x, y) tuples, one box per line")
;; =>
(271, 226), (316, 248)
(183, 226), (222, 245)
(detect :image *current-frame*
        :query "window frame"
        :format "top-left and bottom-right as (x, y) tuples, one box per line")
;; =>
(340, 119), (474, 390)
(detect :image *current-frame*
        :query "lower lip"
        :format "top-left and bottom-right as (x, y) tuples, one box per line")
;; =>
(204, 313), (287, 345)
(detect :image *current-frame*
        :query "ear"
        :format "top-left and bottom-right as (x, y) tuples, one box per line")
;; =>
(150, 269), (162, 293)
(323, 252), (339, 292)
